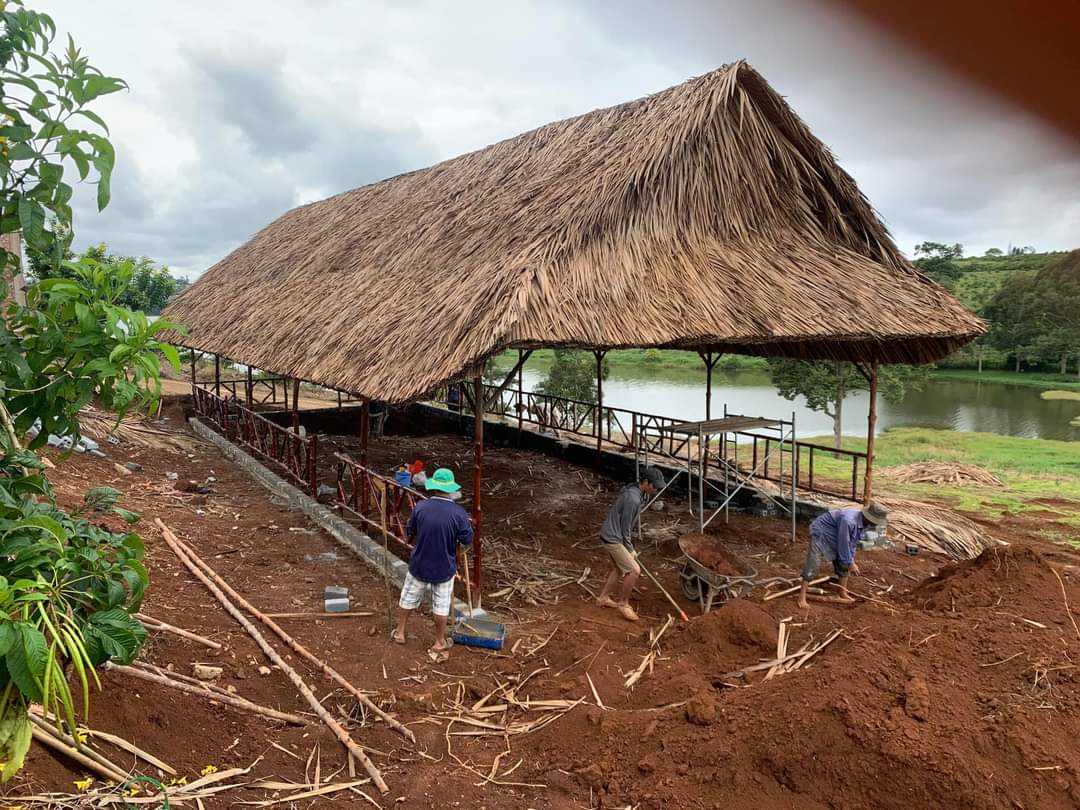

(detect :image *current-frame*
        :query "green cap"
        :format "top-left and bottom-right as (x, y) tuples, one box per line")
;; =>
(426, 467), (461, 494)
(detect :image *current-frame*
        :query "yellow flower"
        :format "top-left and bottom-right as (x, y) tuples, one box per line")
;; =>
(167, 775), (189, 786)
(199, 764), (218, 777)
(73, 777), (94, 791)
(75, 730), (89, 744)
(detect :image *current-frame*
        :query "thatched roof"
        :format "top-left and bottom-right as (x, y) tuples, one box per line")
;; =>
(163, 61), (983, 402)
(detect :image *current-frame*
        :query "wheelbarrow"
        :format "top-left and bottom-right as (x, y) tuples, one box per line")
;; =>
(678, 533), (758, 614)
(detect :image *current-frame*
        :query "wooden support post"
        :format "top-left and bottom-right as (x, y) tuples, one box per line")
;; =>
(472, 374), (483, 607)
(517, 349), (524, 447)
(245, 366), (253, 407)
(190, 350), (198, 386)
(213, 354), (221, 397)
(359, 399), (370, 468)
(863, 362), (879, 504)
(700, 351), (720, 420)
(594, 350), (606, 456)
(292, 378), (301, 431)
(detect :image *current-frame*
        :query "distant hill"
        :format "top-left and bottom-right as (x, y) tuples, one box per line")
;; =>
(946, 252), (1067, 312)
(912, 249), (1073, 371)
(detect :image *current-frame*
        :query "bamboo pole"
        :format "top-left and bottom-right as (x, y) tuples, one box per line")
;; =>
(107, 663), (306, 725)
(154, 521), (389, 793)
(136, 612), (222, 650)
(27, 714), (130, 783)
(154, 519), (415, 745)
(594, 350), (605, 457)
(29, 724), (129, 784)
(863, 362), (878, 505)
(471, 374), (483, 607)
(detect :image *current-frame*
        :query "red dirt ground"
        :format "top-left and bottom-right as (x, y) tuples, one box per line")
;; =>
(4, 408), (1080, 809)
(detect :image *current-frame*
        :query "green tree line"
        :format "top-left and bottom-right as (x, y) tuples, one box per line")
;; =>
(27, 230), (188, 315)
(914, 243), (1079, 375)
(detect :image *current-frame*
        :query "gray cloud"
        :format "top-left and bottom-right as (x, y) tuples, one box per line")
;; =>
(53, 0), (1079, 278)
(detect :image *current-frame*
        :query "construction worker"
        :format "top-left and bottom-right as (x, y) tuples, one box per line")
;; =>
(596, 467), (666, 622)
(392, 468), (473, 660)
(798, 501), (889, 609)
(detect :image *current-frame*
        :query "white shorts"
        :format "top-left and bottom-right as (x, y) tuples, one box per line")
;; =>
(398, 572), (454, 617)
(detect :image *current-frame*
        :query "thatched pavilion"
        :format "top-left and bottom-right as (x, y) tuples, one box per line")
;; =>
(163, 61), (982, 593)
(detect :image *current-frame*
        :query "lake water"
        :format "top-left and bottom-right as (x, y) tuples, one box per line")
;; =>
(515, 368), (1080, 442)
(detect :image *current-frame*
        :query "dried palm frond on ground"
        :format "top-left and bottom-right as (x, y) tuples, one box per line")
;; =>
(484, 534), (591, 605)
(79, 406), (197, 453)
(877, 497), (1000, 560)
(881, 462), (1004, 488)
(757, 479), (997, 560)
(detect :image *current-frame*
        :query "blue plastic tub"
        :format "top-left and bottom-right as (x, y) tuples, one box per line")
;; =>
(394, 470), (412, 487)
(452, 617), (507, 650)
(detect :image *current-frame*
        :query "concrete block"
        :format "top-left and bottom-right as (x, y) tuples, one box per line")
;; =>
(324, 585), (348, 599)
(325, 597), (351, 613)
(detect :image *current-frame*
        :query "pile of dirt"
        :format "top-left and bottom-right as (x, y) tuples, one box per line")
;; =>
(530, 545), (1080, 809)
(882, 461), (1004, 487)
(679, 533), (750, 577)
(906, 544), (1065, 613)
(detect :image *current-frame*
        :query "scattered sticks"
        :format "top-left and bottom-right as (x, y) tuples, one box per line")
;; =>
(763, 576), (828, 602)
(625, 614), (674, 689)
(158, 519), (414, 744)
(155, 519), (389, 794)
(106, 662), (306, 725)
(1051, 567), (1080, 641)
(136, 612), (223, 650)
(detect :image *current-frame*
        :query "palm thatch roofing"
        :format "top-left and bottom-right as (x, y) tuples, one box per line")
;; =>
(163, 61), (983, 403)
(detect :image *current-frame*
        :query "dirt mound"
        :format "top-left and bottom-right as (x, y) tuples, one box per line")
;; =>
(679, 533), (750, 577)
(906, 544), (1063, 613)
(681, 598), (778, 665)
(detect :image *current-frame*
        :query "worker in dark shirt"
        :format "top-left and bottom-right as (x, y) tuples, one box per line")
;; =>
(798, 501), (888, 609)
(596, 467), (665, 621)
(391, 468), (473, 660)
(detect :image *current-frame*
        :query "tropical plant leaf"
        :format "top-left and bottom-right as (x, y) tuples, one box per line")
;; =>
(0, 710), (32, 782)
(6, 624), (47, 702)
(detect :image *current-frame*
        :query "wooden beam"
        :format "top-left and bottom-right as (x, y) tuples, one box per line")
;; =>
(863, 362), (878, 504)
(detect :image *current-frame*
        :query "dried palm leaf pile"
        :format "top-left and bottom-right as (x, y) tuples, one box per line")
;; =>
(881, 462), (1004, 488)
(877, 497), (1000, 560)
(79, 406), (198, 454)
(757, 479), (997, 560)
(162, 61), (981, 403)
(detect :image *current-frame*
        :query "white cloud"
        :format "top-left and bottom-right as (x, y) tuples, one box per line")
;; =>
(45, 0), (1079, 277)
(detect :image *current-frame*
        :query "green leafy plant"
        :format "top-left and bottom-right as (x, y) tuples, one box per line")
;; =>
(0, 0), (183, 780)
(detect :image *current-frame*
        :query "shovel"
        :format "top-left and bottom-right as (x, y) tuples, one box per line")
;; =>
(637, 556), (690, 622)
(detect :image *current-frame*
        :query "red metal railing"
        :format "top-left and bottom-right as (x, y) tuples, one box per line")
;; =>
(333, 452), (478, 591)
(192, 384), (319, 497)
(333, 452), (426, 552)
(477, 384), (866, 501)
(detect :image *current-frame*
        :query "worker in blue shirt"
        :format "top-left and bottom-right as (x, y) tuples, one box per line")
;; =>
(798, 501), (888, 609)
(392, 468), (473, 660)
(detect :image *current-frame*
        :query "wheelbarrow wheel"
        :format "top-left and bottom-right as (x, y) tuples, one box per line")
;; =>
(679, 563), (702, 601)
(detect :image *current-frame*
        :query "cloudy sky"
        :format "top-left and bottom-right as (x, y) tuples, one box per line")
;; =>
(48, 0), (1080, 279)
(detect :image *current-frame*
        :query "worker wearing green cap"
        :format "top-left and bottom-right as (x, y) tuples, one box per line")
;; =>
(392, 468), (473, 660)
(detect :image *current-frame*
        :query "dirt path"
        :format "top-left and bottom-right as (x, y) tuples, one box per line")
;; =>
(5, 415), (1080, 809)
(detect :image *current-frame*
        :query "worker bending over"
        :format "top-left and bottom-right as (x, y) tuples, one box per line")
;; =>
(596, 467), (665, 622)
(392, 468), (473, 661)
(798, 501), (888, 609)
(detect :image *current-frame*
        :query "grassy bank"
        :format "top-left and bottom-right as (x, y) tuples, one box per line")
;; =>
(807, 427), (1080, 538)
(930, 368), (1080, 391)
(494, 348), (767, 379)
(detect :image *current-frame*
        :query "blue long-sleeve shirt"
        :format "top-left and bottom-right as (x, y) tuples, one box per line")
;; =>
(809, 508), (865, 566)
(405, 496), (473, 583)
